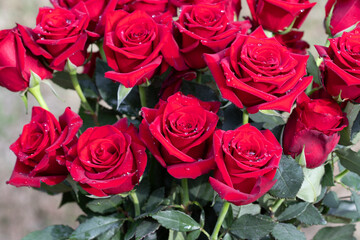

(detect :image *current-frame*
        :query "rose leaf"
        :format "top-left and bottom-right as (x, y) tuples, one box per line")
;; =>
(313, 224), (356, 240)
(271, 223), (306, 240)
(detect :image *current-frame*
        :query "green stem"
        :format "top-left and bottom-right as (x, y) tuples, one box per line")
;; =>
(196, 71), (202, 84)
(181, 178), (190, 207)
(335, 169), (350, 182)
(138, 85), (147, 107)
(271, 199), (285, 214)
(242, 110), (249, 125)
(68, 71), (94, 115)
(211, 201), (230, 240)
(129, 191), (140, 217)
(98, 41), (107, 62)
(28, 85), (49, 110)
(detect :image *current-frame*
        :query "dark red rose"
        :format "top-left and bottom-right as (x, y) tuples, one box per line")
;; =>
(7, 107), (82, 187)
(116, 0), (169, 16)
(325, 0), (360, 36)
(174, 3), (251, 69)
(0, 27), (52, 92)
(139, 92), (220, 179)
(283, 93), (348, 168)
(246, 0), (316, 32)
(316, 25), (360, 103)
(67, 118), (147, 197)
(50, 0), (118, 35)
(159, 70), (197, 100)
(275, 31), (310, 55)
(204, 27), (312, 114)
(209, 123), (282, 206)
(103, 10), (186, 88)
(18, 4), (91, 71)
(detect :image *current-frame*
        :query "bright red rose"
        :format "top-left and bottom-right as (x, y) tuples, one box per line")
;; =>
(139, 92), (220, 179)
(275, 30), (310, 55)
(316, 25), (360, 103)
(325, 0), (360, 36)
(0, 27), (52, 92)
(283, 93), (348, 168)
(204, 27), (312, 114)
(246, 0), (316, 32)
(17, 4), (91, 71)
(67, 118), (147, 197)
(209, 123), (282, 206)
(7, 107), (82, 188)
(103, 10), (186, 88)
(174, 3), (251, 69)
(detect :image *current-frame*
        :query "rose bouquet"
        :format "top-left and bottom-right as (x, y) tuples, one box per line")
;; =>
(2, 0), (360, 239)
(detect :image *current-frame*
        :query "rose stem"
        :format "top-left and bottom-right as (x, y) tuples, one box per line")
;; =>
(334, 169), (350, 182)
(129, 191), (141, 217)
(28, 84), (49, 111)
(210, 201), (230, 240)
(181, 178), (190, 207)
(270, 198), (285, 214)
(98, 41), (107, 62)
(68, 70), (94, 115)
(138, 85), (147, 107)
(242, 109), (249, 125)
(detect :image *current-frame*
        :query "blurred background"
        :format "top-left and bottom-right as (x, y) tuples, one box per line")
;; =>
(0, 0), (357, 239)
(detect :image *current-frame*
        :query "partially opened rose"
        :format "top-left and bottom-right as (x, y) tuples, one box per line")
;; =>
(7, 107), (82, 188)
(67, 118), (147, 196)
(283, 93), (348, 168)
(275, 30), (310, 55)
(174, 3), (251, 69)
(209, 124), (282, 205)
(246, 0), (316, 32)
(204, 27), (312, 113)
(0, 27), (52, 92)
(316, 25), (360, 102)
(139, 92), (220, 179)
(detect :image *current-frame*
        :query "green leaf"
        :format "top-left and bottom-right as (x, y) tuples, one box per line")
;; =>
(97, 227), (120, 240)
(86, 195), (123, 214)
(351, 190), (360, 215)
(22, 225), (73, 240)
(136, 179), (151, 206)
(189, 175), (214, 205)
(51, 71), (74, 89)
(269, 155), (304, 198)
(69, 215), (124, 240)
(144, 187), (165, 212)
(336, 148), (360, 176)
(297, 165), (325, 203)
(124, 220), (140, 240)
(327, 201), (360, 220)
(169, 231), (186, 240)
(313, 224), (356, 240)
(322, 163), (335, 187)
(295, 146), (306, 167)
(222, 233), (233, 240)
(152, 210), (201, 232)
(323, 191), (340, 208)
(180, 81), (219, 102)
(231, 203), (261, 218)
(296, 204), (326, 225)
(248, 110), (287, 130)
(325, 1), (336, 36)
(306, 52), (321, 86)
(277, 202), (309, 221)
(186, 230), (201, 240)
(135, 220), (160, 240)
(271, 223), (306, 240)
(117, 84), (133, 110)
(230, 214), (276, 240)
(339, 102), (360, 145)
(342, 170), (360, 191)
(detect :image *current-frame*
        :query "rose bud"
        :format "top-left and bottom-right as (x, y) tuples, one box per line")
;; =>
(316, 25), (360, 103)
(209, 124), (282, 206)
(67, 118), (147, 197)
(103, 10), (187, 88)
(0, 27), (52, 92)
(7, 107), (82, 188)
(283, 93), (348, 168)
(139, 92), (220, 179)
(204, 27), (312, 114)
(246, 0), (316, 32)
(17, 3), (93, 71)
(325, 0), (360, 36)
(174, 3), (251, 69)
(275, 30), (310, 55)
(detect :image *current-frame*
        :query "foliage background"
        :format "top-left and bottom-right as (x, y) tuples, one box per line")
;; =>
(0, 0), (358, 239)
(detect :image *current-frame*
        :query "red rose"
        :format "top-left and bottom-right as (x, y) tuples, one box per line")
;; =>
(325, 0), (360, 36)
(204, 27), (312, 114)
(209, 123), (282, 206)
(316, 25), (360, 103)
(18, 4), (91, 71)
(246, 0), (316, 32)
(0, 27), (52, 92)
(103, 10), (186, 88)
(67, 118), (147, 197)
(275, 30), (310, 55)
(139, 92), (220, 179)
(116, 0), (169, 16)
(159, 70), (197, 100)
(7, 107), (82, 187)
(283, 93), (348, 168)
(174, 3), (251, 69)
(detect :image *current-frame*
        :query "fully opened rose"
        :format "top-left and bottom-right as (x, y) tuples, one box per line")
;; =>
(205, 27), (312, 113)
(67, 118), (147, 197)
(209, 124), (282, 205)
(139, 92), (220, 179)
